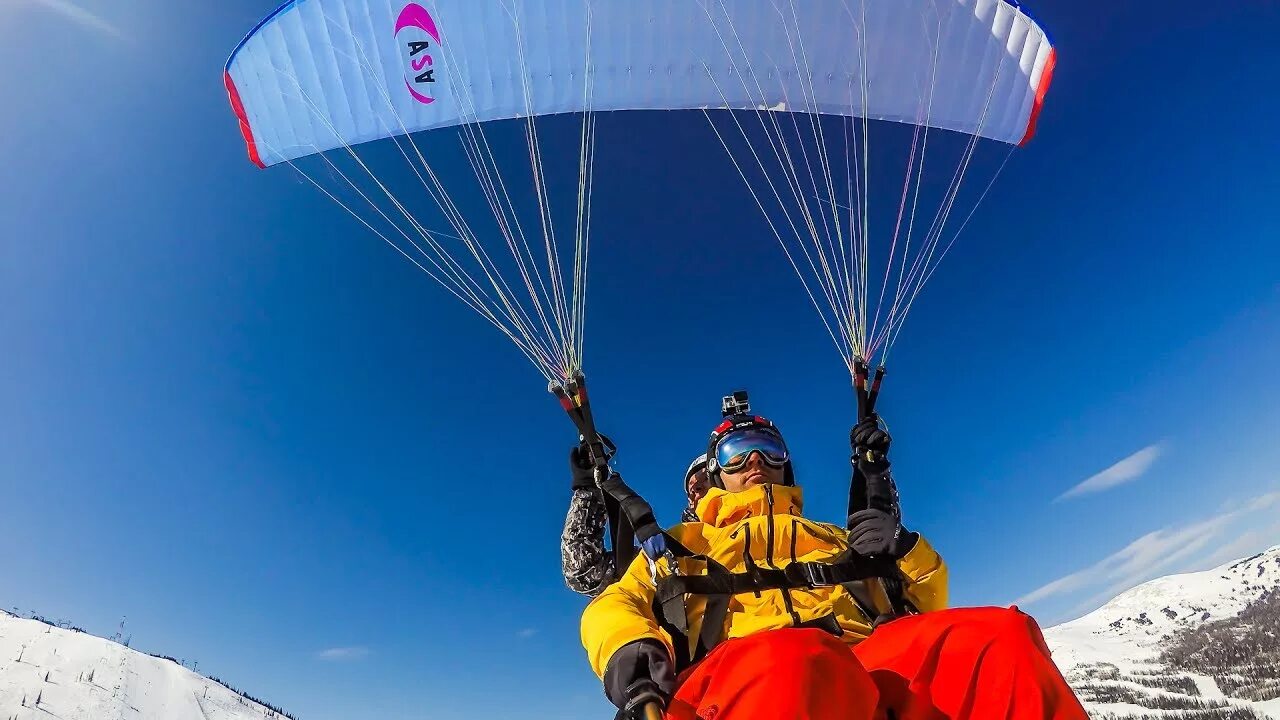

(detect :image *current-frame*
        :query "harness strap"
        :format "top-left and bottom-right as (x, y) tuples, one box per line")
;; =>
(652, 549), (903, 670)
(696, 557), (731, 665)
(646, 534), (697, 669)
(841, 580), (879, 621)
(598, 472), (662, 546)
(657, 554), (897, 598)
(795, 612), (844, 637)
(603, 492), (637, 582)
(552, 375), (669, 580)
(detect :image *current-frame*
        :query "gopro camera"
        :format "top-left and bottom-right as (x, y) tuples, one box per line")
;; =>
(721, 390), (751, 417)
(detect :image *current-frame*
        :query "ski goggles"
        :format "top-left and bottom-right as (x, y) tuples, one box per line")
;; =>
(715, 428), (789, 472)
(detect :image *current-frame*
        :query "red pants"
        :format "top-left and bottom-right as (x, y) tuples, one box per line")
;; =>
(665, 607), (1087, 720)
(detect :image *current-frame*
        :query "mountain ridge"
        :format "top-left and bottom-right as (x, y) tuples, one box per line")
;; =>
(1043, 545), (1280, 719)
(0, 609), (293, 720)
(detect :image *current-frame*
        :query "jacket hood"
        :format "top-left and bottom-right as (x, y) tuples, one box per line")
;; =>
(694, 483), (804, 527)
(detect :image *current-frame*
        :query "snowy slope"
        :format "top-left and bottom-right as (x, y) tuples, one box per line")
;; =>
(1043, 545), (1280, 719)
(0, 611), (290, 720)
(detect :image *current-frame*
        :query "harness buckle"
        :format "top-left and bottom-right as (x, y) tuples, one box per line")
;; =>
(793, 562), (838, 588)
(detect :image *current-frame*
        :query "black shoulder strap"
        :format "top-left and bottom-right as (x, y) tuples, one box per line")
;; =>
(842, 579), (878, 620)
(603, 491), (637, 582)
(649, 536), (697, 669)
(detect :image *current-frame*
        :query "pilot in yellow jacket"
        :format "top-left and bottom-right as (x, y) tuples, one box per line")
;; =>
(581, 481), (948, 677)
(580, 411), (1085, 720)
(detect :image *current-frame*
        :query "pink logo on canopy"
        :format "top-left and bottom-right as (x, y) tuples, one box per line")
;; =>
(395, 3), (442, 105)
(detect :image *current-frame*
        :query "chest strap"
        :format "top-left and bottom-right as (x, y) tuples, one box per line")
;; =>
(652, 548), (902, 670)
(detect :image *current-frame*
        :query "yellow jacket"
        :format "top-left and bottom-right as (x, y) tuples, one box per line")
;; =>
(581, 482), (948, 677)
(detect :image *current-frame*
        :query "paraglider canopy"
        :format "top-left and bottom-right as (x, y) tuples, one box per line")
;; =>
(226, 0), (1052, 168)
(225, 0), (1054, 385)
(222, 6), (1059, 703)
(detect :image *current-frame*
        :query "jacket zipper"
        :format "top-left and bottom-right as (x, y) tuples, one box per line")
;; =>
(764, 484), (802, 625)
(764, 484), (776, 568)
(737, 526), (763, 598)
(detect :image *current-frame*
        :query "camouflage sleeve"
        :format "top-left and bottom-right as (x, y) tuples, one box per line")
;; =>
(561, 486), (614, 597)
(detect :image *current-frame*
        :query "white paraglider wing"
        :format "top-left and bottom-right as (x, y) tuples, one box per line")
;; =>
(224, 0), (1056, 381)
(226, 0), (1053, 168)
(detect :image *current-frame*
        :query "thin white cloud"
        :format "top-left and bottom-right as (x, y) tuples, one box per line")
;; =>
(1014, 520), (1222, 607)
(1198, 528), (1277, 572)
(1245, 492), (1280, 512)
(1077, 517), (1231, 611)
(24, 0), (123, 39)
(516, 628), (538, 639)
(316, 646), (370, 661)
(1013, 569), (1094, 607)
(1014, 491), (1279, 612)
(1055, 443), (1163, 502)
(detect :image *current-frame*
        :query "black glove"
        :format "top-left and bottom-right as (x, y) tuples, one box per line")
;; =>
(851, 415), (891, 467)
(603, 639), (676, 716)
(569, 446), (597, 491)
(569, 435), (615, 492)
(847, 508), (916, 559)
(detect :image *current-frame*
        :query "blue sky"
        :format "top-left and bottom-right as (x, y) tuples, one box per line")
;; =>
(1, 1), (1279, 719)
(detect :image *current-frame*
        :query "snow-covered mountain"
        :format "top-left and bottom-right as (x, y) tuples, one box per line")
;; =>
(0, 610), (293, 720)
(1044, 545), (1280, 719)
